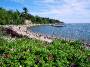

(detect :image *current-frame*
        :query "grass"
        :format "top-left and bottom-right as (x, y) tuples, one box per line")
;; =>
(0, 37), (90, 67)
(0, 26), (90, 67)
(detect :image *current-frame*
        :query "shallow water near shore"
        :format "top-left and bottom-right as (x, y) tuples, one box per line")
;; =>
(27, 23), (90, 43)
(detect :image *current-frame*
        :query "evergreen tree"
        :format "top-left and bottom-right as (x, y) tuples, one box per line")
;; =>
(0, 7), (63, 25)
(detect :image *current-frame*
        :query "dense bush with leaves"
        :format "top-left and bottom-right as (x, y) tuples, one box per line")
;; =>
(0, 8), (24, 25)
(0, 26), (7, 36)
(0, 7), (63, 25)
(0, 37), (90, 67)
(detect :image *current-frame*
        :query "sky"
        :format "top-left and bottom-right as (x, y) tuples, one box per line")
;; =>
(0, 0), (90, 23)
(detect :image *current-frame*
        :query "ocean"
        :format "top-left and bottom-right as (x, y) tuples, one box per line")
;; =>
(27, 23), (90, 43)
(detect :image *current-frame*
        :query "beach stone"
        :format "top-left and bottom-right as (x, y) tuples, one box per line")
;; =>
(5, 28), (22, 37)
(4, 25), (53, 43)
(24, 20), (32, 25)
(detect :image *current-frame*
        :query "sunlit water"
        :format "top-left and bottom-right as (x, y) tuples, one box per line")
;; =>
(27, 23), (90, 43)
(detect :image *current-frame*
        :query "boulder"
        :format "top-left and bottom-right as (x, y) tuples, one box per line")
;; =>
(5, 28), (22, 38)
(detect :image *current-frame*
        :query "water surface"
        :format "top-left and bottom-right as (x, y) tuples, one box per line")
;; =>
(27, 23), (90, 43)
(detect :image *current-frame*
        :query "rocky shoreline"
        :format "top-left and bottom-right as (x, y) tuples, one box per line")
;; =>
(1, 24), (55, 43)
(0, 24), (90, 49)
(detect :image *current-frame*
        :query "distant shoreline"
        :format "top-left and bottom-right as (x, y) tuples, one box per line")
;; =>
(0, 24), (90, 49)
(0, 24), (55, 43)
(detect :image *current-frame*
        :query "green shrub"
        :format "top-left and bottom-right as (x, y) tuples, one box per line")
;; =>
(0, 38), (90, 67)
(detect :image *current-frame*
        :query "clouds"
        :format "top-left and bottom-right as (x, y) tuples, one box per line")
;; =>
(33, 0), (90, 23)
(1, 0), (90, 23)
(38, 0), (90, 15)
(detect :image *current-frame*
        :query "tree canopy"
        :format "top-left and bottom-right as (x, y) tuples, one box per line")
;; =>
(0, 7), (63, 25)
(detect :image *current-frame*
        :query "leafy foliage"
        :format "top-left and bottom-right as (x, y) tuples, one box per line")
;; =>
(0, 7), (63, 25)
(0, 8), (24, 25)
(0, 38), (90, 67)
